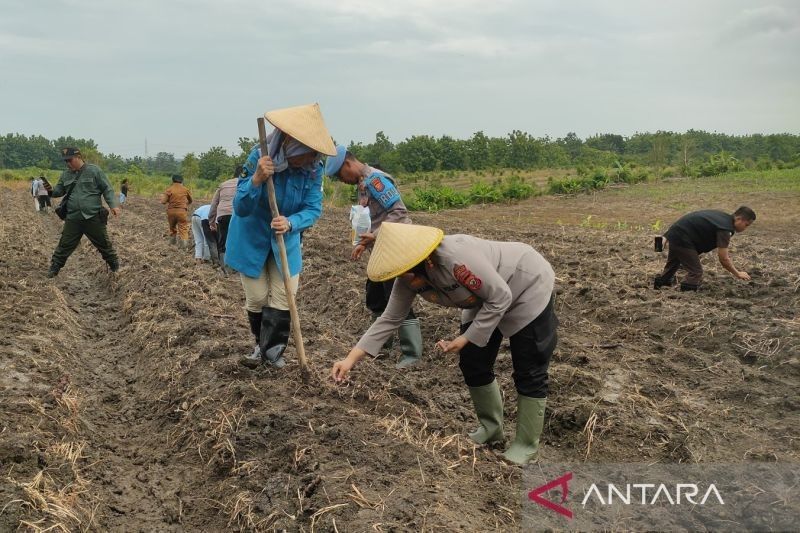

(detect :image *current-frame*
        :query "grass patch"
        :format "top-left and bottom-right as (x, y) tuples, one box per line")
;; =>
(606, 168), (800, 202)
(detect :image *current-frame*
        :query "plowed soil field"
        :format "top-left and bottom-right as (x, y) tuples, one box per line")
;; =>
(2, 178), (797, 531)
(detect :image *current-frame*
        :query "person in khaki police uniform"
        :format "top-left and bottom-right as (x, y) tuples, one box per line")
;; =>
(47, 148), (121, 278)
(208, 165), (241, 274)
(324, 146), (423, 368)
(332, 223), (558, 465)
(225, 103), (335, 369)
(160, 174), (193, 246)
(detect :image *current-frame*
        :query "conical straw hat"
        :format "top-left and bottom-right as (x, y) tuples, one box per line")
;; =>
(265, 103), (336, 156)
(367, 223), (444, 282)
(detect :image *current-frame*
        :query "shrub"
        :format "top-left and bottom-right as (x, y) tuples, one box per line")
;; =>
(501, 175), (538, 200)
(695, 151), (743, 177)
(467, 181), (502, 204)
(406, 185), (468, 211)
(548, 176), (589, 195)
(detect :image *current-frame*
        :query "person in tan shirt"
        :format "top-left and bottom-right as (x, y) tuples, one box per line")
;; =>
(160, 174), (192, 246)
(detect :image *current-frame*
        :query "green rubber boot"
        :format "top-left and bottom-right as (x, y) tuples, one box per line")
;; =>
(502, 396), (546, 465)
(467, 380), (504, 444)
(396, 318), (423, 369)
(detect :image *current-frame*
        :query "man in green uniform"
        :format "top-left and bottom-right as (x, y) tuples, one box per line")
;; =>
(47, 147), (121, 278)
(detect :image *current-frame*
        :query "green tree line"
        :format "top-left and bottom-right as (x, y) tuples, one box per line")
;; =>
(348, 130), (800, 174)
(2, 130), (798, 180)
(0, 133), (257, 182)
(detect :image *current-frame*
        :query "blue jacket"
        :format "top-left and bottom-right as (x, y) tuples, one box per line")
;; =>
(225, 158), (323, 278)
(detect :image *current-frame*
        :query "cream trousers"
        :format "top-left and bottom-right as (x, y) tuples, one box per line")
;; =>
(240, 256), (299, 312)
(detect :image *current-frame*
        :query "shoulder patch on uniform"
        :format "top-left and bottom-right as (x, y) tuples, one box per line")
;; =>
(454, 264), (482, 292)
(366, 173), (400, 209)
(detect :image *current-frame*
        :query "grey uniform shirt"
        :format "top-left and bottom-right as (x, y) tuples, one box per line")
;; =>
(357, 167), (411, 241)
(356, 235), (556, 355)
(209, 178), (237, 222)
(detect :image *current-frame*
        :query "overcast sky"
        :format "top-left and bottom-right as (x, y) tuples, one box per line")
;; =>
(2, 0), (798, 157)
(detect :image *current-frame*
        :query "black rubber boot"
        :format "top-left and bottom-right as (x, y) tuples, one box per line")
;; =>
(680, 282), (699, 292)
(247, 311), (262, 342)
(260, 307), (290, 369)
(653, 276), (675, 289)
(240, 311), (263, 368)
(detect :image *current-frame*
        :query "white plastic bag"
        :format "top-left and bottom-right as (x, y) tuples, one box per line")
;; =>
(349, 205), (371, 246)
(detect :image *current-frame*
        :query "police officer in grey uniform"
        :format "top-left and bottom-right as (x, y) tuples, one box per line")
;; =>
(332, 223), (558, 465)
(325, 146), (423, 368)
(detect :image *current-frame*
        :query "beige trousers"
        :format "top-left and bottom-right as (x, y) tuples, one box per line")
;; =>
(240, 256), (299, 312)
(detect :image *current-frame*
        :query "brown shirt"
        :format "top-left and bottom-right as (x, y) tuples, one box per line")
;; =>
(161, 183), (192, 210)
(357, 235), (556, 354)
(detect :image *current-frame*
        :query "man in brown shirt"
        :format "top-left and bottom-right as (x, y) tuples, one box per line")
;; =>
(160, 174), (192, 246)
(331, 223), (558, 465)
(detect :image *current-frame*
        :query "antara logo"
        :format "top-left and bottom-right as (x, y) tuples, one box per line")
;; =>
(528, 472), (573, 519)
(529, 473), (726, 520)
(581, 483), (725, 506)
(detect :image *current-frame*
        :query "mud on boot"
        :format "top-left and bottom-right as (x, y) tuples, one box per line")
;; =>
(260, 307), (290, 369)
(239, 344), (262, 368)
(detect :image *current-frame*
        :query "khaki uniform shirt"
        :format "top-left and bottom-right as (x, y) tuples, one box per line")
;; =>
(161, 183), (192, 210)
(357, 235), (555, 355)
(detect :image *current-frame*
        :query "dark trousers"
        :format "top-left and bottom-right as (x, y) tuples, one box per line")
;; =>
(200, 219), (219, 257)
(216, 215), (231, 254)
(660, 244), (703, 285)
(365, 278), (415, 319)
(37, 196), (49, 209)
(50, 215), (118, 270)
(458, 295), (558, 398)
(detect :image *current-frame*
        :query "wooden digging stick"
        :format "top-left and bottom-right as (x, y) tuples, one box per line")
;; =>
(257, 117), (309, 373)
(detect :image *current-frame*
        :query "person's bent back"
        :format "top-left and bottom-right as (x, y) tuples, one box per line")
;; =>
(654, 206), (756, 291)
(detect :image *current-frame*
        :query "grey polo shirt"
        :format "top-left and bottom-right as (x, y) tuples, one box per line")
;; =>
(356, 235), (556, 354)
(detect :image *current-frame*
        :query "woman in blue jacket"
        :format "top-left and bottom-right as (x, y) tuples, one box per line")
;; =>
(225, 103), (336, 368)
